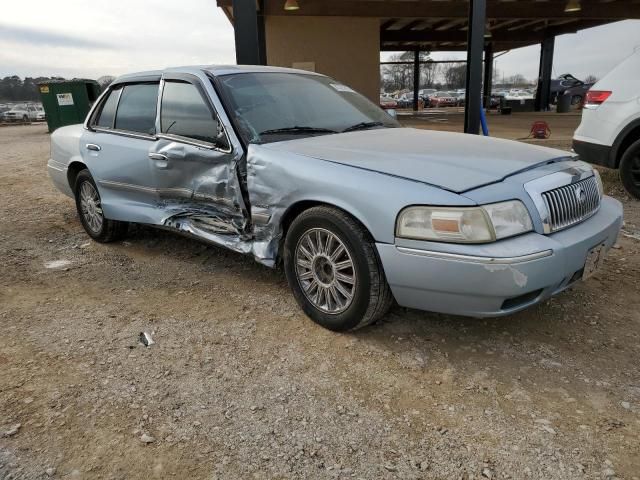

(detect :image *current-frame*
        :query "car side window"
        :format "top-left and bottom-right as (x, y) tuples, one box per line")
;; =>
(160, 81), (221, 145)
(95, 87), (121, 128)
(115, 83), (159, 135)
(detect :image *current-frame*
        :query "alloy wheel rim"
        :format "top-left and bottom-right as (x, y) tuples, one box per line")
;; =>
(79, 181), (103, 233)
(295, 228), (356, 314)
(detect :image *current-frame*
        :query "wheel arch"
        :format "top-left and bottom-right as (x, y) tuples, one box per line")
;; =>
(277, 199), (379, 263)
(67, 161), (88, 193)
(612, 119), (640, 168)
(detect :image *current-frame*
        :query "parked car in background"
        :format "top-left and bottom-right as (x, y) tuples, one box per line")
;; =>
(379, 96), (398, 109)
(504, 91), (534, 101)
(418, 88), (437, 105)
(452, 90), (466, 106)
(551, 74), (595, 106)
(573, 49), (640, 198)
(2, 103), (42, 122)
(395, 93), (413, 109)
(488, 94), (503, 109)
(395, 93), (424, 109)
(429, 92), (457, 108)
(48, 65), (622, 332)
(34, 105), (46, 121)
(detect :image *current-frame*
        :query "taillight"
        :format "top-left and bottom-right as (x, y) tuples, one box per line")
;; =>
(584, 90), (612, 108)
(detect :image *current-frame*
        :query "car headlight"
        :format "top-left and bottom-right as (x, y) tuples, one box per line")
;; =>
(396, 200), (533, 243)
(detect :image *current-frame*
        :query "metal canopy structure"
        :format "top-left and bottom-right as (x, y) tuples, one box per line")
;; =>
(219, 0), (640, 134)
(377, 0), (635, 52)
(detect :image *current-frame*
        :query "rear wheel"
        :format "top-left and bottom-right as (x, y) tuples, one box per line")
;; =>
(619, 139), (640, 199)
(74, 170), (128, 242)
(284, 206), (393, 331)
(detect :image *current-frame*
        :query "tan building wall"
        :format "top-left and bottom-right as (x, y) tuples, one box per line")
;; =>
(264, 16), (380, 102)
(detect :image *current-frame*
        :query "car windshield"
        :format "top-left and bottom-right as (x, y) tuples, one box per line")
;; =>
(217, 72), (400, 144)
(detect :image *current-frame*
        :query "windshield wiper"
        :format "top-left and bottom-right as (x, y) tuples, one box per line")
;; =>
(259, 126), (338, 136)
(342, 121), (385, 133)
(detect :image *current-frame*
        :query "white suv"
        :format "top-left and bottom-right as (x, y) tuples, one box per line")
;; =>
(573, 49), (640, 198)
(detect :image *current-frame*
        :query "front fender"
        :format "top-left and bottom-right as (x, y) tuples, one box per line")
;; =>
(246, 144), (475, 264)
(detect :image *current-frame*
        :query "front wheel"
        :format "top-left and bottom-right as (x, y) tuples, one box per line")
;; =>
(284, 206), (393, 331)
(619, 139), (640, 199)
(74, 170), (128, 242)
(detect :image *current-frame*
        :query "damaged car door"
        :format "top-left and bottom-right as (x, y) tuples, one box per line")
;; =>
(150, 74), (248, 242)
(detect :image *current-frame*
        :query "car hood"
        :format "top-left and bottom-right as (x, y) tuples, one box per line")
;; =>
(263, 127), (572, 192)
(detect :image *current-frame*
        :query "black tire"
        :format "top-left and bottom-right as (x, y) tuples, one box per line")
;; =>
(74, 170), (128, 242)
(619, 138), (640, 199)
(283, 206), (393, 332)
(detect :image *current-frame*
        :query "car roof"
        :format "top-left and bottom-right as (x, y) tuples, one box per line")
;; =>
(112, 65), (325, 85)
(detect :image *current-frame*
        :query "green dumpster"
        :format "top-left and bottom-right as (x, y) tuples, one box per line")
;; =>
(38, 79), (102, 132)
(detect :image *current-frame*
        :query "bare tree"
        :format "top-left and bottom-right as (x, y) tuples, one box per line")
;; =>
(507, 74), (528, 87)
(442, 64), (466, 89)
(584, 74), (598, 84)
(381, 51), (432, 93)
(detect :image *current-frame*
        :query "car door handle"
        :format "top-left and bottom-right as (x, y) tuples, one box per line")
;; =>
(148, 153), (167, 161)
(86, 143), (101, 152)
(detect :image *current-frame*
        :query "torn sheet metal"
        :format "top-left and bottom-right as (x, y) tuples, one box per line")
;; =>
(152, 138), (262, 260)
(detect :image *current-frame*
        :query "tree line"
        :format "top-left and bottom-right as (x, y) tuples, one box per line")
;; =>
(380, 51), (533, 93)
(0, 75), (115, 102)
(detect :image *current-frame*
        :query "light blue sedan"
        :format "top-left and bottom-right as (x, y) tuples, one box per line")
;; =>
(48, 66), (623, 331)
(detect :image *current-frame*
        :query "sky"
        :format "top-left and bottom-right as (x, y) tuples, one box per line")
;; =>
(1, 1), (640, 82)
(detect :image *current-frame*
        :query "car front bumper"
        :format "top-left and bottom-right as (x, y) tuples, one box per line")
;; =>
(376, 196), (623, 317)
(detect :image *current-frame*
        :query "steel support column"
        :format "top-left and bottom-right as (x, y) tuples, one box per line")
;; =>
(483, 43), (494, 109)
(233, 0), (266, 65)
(464, 0), (486, 134)
(535, 36), (555, 111)
(413, 50), (420, 111)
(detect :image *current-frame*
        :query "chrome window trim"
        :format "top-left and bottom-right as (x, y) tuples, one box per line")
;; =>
(92, 126), (158, 142)
(84, 85), (121, 130)
(524, 162), (596, 234)
(396, 246), (554, 265)
(86, 82), (160, 137)
(157, 75), (233, 154)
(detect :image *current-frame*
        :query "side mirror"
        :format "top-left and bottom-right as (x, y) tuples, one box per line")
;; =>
(386, 109), (398, 119)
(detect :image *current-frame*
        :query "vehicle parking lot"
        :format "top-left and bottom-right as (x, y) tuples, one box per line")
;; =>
(1, 122), (639, 479)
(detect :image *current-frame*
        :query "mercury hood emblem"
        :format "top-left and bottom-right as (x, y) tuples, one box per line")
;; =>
(575, 186), (587, 204)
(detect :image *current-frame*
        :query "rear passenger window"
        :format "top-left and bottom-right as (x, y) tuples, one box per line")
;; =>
(115, 83), (159, 134)
(95, 87), (120, 128)
(161, 81), (219, 144)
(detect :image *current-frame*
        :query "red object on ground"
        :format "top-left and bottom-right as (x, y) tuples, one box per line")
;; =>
(530, 121), (551, 139)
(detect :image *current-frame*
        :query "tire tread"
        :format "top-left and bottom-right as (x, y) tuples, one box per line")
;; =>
(619, 138), (640, 199)
(287, 206), (393, 331)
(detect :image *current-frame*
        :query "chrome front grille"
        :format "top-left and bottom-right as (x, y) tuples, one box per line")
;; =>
(542, 175), (600, 232)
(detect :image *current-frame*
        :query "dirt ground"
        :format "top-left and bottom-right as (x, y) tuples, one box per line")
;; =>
(1, 121), (639, 480)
